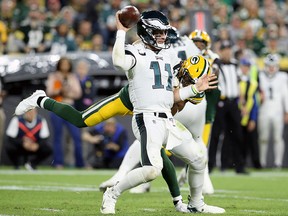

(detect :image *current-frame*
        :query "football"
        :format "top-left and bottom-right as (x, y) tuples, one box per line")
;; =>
(118, 5), (140, 28)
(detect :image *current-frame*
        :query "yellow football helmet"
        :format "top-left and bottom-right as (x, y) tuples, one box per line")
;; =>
(189, 29), (211, 50)
(178, 55), (211, 104)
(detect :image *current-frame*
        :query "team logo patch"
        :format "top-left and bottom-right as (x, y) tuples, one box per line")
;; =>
(156, 56), (163, 60)
(190, 56), (200, 65)
(138, 49), (146, 55)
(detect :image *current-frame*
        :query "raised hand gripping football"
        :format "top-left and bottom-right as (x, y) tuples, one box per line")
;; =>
(118, 6), (140, 28)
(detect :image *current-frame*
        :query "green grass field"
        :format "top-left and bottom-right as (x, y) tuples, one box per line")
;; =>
(0, 167), (287, 216)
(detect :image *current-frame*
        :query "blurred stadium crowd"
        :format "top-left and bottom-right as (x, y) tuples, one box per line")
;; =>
(0, 0), (288, 169)
(0, 0), (287, 59)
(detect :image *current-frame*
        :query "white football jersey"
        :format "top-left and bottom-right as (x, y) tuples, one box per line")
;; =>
(125, 42), (180, 113)
(259, 70), (288, 117)
(172, 35), (200, 61)
(171, 35), (205, 144)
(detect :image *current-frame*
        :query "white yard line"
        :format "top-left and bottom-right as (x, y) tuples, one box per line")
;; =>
(141, 208), (157, 212)
(210, 171), (288, 178)
(0, 185), (98, 192)
(212, 194), (288, 203)
(0, 215), (18, 216)
(0, 169), (287, 177)
(241, 209), (267, 214)
(0, 179), (97, 188)
(35, 208), (63, 212)
(0, 170), (115, 175)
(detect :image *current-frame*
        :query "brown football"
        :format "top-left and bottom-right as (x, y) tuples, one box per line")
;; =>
(118, 6), (140, 28)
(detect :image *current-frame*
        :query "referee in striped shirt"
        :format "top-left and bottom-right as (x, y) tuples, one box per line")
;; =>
(208, 40), (248, 174)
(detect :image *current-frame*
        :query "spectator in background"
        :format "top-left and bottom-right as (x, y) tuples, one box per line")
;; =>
(45, 0), (63, 30)
(0, 0), (18, 53)
(241, 23), (264, 56)
(258, 54), (288, 168)
(238, 58), (261, 169)
(75, 19), (94, 51)
(0, 76), (6, 163)
(0, 0), (17, 31)
(15, 0), (44, 26)
(259, 23), (286, 57)
(158, 0), (171, 17)
(74, 59), (96, 111)
(133, 0), (150, 13)
(92, 33), (106, 51)
(233, 34), (257, 64)
(82, 117), (129, 168)
(212, 3), (231, 29)
(213, 25), (231, 53)
(50, 19), (77, 54)
(228, 14), (245, 44)
(60, 5), (77, 31)
(84, 0), (103, 34)
(168, 6), (188, 35)
(13, 5), (52, 54)
(242, 0), (263, 34)
(46, 56), (84, 168)
(74, 59), (96, 168)
(260, 35), (286, 57)
(0, 20), (8, 54)
(99, 0), (123, 50)
(5, 108), (52, 170)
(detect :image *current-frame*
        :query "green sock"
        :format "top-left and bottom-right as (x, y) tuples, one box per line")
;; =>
(43, 98), (87, 128)
(161, 149), (181, 198)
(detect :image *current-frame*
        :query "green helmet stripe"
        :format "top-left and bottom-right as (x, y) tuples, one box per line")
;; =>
(198, 58), (208, 78)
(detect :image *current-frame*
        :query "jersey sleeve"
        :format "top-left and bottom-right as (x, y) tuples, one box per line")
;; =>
(171, 49), (181, 73)
(112, 30), (136, 71)
(6, 117), (19, 138)
(39, 118), (50, 139)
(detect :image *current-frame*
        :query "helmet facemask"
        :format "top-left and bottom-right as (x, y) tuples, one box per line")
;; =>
(137, 10), (172, 50)
(177, 55), (211, 87)
(178, 68), (196, 87)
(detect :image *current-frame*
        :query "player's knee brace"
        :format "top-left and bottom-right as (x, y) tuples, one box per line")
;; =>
(188, 153), (206, 172)
(141, 165), (161, 182)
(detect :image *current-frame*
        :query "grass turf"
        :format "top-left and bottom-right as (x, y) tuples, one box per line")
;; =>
(0, 167), (287, 215)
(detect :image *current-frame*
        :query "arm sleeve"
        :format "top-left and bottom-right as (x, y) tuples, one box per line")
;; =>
(112, 30), (135, 71)
(39, 118), (50, 139)
(6, 117), (19, 138)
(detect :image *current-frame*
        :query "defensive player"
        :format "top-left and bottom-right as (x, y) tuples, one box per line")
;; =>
(177, 29), (220, 194)
(99, 10), (224, 214)
(258, 54), (288, 168)
(189, 29), (221, 144)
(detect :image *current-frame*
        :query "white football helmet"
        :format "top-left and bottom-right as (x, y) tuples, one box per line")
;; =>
(264, 54), (280, 76)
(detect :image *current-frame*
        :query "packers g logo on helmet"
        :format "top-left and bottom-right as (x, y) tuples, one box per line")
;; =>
(190, 55), (200, 64)
(177, 55), (211, 104)
(178, 55), (211, 87)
